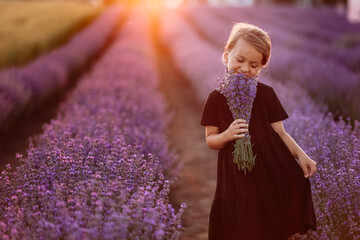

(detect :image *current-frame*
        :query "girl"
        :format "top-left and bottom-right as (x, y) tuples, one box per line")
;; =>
(201, 22), (317, 240)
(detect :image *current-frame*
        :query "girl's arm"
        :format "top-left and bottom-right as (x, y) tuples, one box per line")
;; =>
(271, 121), (317, 178)
(205, 119), (248, 150)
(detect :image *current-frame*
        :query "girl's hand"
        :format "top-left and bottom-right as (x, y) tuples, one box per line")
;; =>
(298, 155), (317, 178)
(225, 119), (248, 141)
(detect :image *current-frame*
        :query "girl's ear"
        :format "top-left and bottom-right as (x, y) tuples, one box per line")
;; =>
(255, 67), (262, 77)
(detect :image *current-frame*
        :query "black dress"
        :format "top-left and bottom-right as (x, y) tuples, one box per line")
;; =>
(200, 82), (317, 240)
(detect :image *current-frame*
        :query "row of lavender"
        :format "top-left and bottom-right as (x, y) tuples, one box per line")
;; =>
(0, 6), (123, 128)
(158, 9), (222, 102)
(203, 6), (360, 71)
(183, 6), (360, 123)
(0, 6), (185, 239)
(159, 9), (360, 239)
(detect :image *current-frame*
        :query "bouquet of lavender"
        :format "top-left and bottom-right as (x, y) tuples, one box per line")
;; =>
(217, 68), (258, 174)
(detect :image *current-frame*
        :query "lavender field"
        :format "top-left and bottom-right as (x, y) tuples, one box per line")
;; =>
(0, 2), (359, 240)
(0, 4), (185, 240)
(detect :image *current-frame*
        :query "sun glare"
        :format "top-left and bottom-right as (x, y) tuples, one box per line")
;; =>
(142, 0), (184, 10)
(164, 0), (184, 9)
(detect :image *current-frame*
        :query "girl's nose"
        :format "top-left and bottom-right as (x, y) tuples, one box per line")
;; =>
(240, 64), (249, 74)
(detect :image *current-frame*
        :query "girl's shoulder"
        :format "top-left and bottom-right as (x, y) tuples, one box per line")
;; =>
(257, 82), (277, 98)
(257, 81), (273, 90)
(205, 89), (227, 106)
(208, 89), (224, 99)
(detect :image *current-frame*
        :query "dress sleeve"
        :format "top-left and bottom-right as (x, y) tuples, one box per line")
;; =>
(200, 91), (220, 127)
(266, 87), (289, 123)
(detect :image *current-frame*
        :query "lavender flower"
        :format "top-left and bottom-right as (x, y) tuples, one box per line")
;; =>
(217, 67), (258, 174)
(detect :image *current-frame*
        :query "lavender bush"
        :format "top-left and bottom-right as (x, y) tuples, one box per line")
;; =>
(0, 6), (123, 127)
(0, 5), (185, 239)
(227, 6), (360, 72)
(252, 6), (360, 37)
(269, 45), (360, 122)
(159, 8), (360, 239)
(180, 6), (232, 48)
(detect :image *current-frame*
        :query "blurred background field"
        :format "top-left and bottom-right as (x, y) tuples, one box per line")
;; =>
(0, 0), (359, 239)
(0, 1), (103, 70)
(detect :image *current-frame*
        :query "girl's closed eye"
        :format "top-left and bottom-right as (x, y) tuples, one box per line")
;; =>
(236, 57), (258, 69)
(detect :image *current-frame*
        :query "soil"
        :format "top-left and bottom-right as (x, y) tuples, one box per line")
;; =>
(152, 17), (218, 240)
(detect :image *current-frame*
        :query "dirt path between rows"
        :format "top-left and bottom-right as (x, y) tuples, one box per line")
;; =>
(152, 18), (218, 240)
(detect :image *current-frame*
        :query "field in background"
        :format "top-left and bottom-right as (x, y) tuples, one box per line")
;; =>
(0, 1), (103, 70)
(0, 2), (359, 239)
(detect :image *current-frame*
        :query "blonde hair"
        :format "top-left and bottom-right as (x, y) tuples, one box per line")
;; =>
(222, 22), (271, 67)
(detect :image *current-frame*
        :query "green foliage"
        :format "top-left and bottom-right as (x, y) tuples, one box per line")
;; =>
(0, 1), (102, 70)
(232, 138), (257, 174)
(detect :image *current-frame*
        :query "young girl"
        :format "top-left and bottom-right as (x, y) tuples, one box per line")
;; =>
(201, 23), (317, 240)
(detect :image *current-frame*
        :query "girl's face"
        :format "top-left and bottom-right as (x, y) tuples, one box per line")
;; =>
(224, 38), (263, 78)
